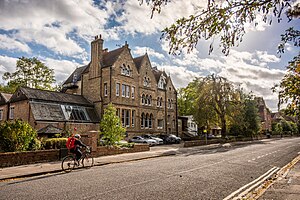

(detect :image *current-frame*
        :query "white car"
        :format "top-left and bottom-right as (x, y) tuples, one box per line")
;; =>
(143, 134), (164, 145)
(129, 136), (158, 146)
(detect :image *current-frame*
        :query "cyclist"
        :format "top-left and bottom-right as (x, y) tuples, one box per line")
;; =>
(70, 134), (88, 165)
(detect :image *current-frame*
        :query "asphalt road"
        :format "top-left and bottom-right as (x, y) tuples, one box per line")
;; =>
(1, 137), (300, 200)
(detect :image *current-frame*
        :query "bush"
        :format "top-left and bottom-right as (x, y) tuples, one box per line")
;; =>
(0, 120), (37, 152)
(41, 138), (68, 149)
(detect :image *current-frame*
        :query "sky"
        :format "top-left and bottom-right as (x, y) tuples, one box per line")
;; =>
(0, 0), (299, 112)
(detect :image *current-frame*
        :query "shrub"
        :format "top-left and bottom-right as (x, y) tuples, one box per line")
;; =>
(0, 120), (37, 152)
(42, 138), (68, 149)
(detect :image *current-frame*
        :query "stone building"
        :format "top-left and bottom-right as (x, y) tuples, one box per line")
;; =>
(63, 35), (178, 137)
(255, 97), (272, 132)
(0, 36), (177, 138)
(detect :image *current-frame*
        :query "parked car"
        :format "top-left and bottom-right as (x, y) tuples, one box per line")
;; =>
(157, 134), (181, 144)
(143, 134), (164, 145)
(129, 136), (158, 146)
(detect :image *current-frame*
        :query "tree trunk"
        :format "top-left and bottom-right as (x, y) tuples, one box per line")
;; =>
(221, 117), (227, 137)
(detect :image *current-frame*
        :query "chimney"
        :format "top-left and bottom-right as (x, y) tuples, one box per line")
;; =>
(90, 34), (103, 78)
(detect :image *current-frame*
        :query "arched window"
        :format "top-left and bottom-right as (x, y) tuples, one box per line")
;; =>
(126, 65), (131, 76)
(141, 113), (145, 128)
(145, 95), (149, 105)
(160, 97), (163, 107)
(142, 94), (145, 105)
(149, 114), (153, 128)
(145, 113), (149, 128)
(149, 95), (152, 105)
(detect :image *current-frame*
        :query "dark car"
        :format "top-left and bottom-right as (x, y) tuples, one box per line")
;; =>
(158, 134), (181, 144)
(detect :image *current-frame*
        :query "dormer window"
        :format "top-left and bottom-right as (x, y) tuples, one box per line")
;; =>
(158, 75), (166, 89)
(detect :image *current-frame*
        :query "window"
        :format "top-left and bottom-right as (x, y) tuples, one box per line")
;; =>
(132, 110), (135, 127)
(104, 83), (108, 96)
(126, 85), (130, 98)
(131, 86), (135, 99)
(160, 97), (163, 107)
(158, 75), (166, 89)
(149, 95), (152, 106)
(61, 105), (90, 121)
(157, 97), (160, 107)
(121, 64), (131, 76)
(122, 84), (125, 97)
(143, 77), (150, 87)
(158, 119), (164, 129)
(0, 109), (3, 120)
(141, 113), (145, 128)
(116, 108), (120, 117)
(116, 83), (120, 96)
(142, 94), (145, 105)
(9, 106), (14, 119)
(145, 113), (149, 128)
(149, 114), (153, 129)
(145, 95), (148, 105)
(121, 109), (130, 127)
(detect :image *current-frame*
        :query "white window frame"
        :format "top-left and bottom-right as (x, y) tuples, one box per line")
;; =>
(121, 84), (126, 97)
(104, 83), (108, 96)
(125, 85), (130, 98)
(0, 109), (3, 120)
(116, 83), (120, 96)
(131, 86), (135, 99)
(9, 106), (14, 120)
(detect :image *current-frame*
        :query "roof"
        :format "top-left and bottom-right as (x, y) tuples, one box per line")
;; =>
(102, 46), (125, 67)
(0, 92), (12, 104)
(133, 55), (145, 72)
(63, 65), (88, 85)
(11, 87), (93, 106)
(37, 125), (63, 134)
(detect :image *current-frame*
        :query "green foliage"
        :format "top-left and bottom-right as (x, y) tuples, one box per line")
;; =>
(0, 120), (37, 152)
(100, 103), (126, 146)
(41, 138), (68, 149)
(273, 55), (300, 118)
(141, 0), (297, 55)
(2, 56), (56, 92)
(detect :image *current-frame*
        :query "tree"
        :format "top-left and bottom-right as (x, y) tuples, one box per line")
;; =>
(189, 74), (240, 137)
(100, 103), (126, 146)
(243, 95), (261, 137)
(140, 0), (299, 55)
(2, 57), (56, 92)
(274, 55), (300, 118)
(0, 120), (37, 152)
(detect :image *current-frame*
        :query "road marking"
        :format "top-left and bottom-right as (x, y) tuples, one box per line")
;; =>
(223, 166), (280, 200)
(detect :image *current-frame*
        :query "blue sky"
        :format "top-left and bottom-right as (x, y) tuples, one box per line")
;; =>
(0, 0), (299, 112)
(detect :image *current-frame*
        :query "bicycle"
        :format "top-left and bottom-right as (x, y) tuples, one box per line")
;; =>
(61, 147), (94, 173)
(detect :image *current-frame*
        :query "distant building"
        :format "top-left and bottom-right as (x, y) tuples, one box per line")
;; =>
(255, 97), (272, 132)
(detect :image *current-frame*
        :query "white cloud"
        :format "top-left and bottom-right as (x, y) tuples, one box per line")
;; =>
(44, 58), (82, 83)
(0, 56), (17, 84)
(116, 0), (205, 35)
(0, 34), (31, 53)
(132, 46), (165, 59)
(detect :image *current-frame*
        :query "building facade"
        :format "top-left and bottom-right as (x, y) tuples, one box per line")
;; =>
(62, 35), (178, 137)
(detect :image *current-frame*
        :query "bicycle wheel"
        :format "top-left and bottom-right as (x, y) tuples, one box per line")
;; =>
(61, 155), (76, 172)
(81, 154), (94, 168)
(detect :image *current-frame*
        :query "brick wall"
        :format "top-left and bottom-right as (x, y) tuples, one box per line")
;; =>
(0, 149), (60, 167)
(0, 143), (149, 167)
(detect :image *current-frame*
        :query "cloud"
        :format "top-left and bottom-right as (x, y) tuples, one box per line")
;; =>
(0, 56), (17, 83)
(132, 46), (165, 60)
(116, 0), (205, 35)
(43, 58), (82, 84)
(0, 34), (31, 53)
(0, 0), (118, 57)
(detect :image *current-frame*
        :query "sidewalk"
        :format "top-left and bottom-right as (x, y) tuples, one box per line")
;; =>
(0, 144), (182, 181)
(257, 155), (300, 200)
